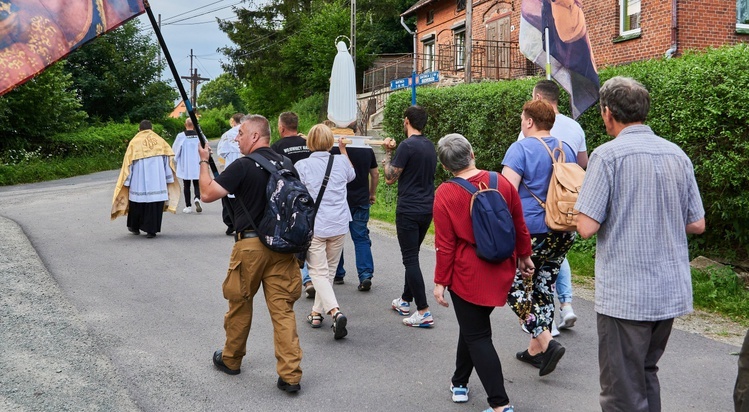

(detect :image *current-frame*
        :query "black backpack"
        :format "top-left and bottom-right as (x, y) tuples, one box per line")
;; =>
(237, 153), (316, 254)
(449, 172), (516, 262)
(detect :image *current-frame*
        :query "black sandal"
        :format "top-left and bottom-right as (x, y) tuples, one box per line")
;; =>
(332, 312), (348, 340)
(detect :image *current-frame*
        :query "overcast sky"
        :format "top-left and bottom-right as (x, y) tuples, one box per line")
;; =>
(137, 0), (252, 96)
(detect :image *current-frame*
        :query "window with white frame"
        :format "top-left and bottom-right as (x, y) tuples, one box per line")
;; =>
(620, 0), (641, 35)
(422, 41), (435, 72)
(454, 29), (465, 69)
(739, 0), (749, 29)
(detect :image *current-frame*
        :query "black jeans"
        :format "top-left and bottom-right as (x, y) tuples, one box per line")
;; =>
(450, 290), (510, 408)
(183, 179), (200, 205)
(395, 213), (432, 311)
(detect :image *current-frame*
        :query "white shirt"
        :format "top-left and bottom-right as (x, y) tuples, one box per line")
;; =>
(518, 113), (587, 153)
(296, 152), (355, 238)
(172, 131), (202, 179)
(218, 126), (242, 166)
(124, 156), (174, 203)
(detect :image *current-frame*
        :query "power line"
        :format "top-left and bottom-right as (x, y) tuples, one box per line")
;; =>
(161, 0), (229, 23)
(162, 1), (247, 26)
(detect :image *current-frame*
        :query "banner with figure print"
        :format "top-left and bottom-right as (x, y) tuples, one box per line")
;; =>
(519, 0), (599, 119)
(0, 0), (145, 96)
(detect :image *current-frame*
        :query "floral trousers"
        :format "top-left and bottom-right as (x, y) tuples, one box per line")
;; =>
(507, 231), (576, 338)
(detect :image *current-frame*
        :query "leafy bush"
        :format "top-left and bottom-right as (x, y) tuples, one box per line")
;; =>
(289, 93), (327, 136)
(382, 44), (749, 261)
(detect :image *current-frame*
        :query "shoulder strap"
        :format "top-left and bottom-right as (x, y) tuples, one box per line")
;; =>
(488, 171), (498, 190)
(248, 152), (279, 173)
(448, 177), (478, 194)
(522, 180), (545, 208)
(313, 155), (335, 216)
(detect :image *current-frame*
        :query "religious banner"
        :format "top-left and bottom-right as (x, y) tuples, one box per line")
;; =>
(519, 0), (599, 119)
(0, 0), (145, 96)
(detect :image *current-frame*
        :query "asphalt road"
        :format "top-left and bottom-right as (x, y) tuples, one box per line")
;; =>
(0, 166), (740, 411)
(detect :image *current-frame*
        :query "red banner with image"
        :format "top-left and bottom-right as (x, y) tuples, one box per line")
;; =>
(0, 0), (145, 96)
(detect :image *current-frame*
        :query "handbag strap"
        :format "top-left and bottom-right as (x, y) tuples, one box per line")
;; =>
(312, 155), (335, 219)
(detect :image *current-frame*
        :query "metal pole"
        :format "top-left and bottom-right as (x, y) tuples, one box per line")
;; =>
(465, 0), (472, 84)
(157, 14), (161, 81)
(143, 1), (218, 177)
(400, 17), (417, 106)
(545, 27), (551, 80)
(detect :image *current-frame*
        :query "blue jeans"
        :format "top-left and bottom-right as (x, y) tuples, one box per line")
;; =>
(301, 262), (311, 285)
(335, 204), (375, 283)
(556, 257), (573, 304)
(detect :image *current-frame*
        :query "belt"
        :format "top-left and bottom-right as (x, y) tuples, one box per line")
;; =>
(234, 230), (258, 242)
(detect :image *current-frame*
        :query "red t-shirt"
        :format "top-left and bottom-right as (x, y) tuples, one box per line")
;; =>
(433, 170), (532, 307)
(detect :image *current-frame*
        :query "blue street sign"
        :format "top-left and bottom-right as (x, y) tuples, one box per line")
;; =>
(390, 71), (440, 90)
(417, 71), (439, 85)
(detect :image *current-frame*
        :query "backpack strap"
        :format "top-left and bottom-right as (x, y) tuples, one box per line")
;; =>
(448, 176), (478, 194)
(232, 152), (286, 234)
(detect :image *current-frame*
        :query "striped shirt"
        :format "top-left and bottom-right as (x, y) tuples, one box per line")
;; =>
(575, 125), (704, 321)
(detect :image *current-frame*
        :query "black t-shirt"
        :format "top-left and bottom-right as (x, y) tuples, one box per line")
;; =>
(330, 146), (378, 208)
(214, 147), (292, 232)
(390, 134), (437, 215)
(271, 135), (311, 164)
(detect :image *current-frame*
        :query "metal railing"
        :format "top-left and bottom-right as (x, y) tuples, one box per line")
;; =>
(438, 39), (538, 80)
(362, 55), (414, 93)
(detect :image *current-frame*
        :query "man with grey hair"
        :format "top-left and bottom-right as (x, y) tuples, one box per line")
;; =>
(198, 114), (304, 393)
(576, 76), (705, 411)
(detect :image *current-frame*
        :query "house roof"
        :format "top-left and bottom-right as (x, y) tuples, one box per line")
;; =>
(401, 0), (437, 17)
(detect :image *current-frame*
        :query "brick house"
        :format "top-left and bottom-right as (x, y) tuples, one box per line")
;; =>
(399, 0), (749, 79)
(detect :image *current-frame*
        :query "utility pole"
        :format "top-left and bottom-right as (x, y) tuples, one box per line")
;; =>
(465, 0), (473, 84)
(350, 0), (356, 73)
(180, 49), (209, 107)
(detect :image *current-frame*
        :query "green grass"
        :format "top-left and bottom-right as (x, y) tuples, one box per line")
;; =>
(0, 152), (122, 186)
(692, 266), (749, 325)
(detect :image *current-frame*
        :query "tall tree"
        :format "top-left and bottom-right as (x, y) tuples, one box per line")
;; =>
(64, 20), (177, 122)
(219, 0), (412, 115)
(198, 73), (245, 111)
(0, 62), (86, 146)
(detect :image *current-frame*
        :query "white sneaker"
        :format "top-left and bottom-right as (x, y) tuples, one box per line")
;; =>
(551, 319), (560, 337)
(558, 305), (578, 329)
(194, 198), (203, 213)
(450, 384), (469, 403)
(182, 206), (192, 214)
(391, 298), (410, 316)
(403, 310), (433, 328)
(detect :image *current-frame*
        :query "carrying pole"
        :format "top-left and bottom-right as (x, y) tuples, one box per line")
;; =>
(144, 0), (219, 177)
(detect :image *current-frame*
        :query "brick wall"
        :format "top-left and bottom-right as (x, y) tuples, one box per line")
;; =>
(406, 0), (748, 73)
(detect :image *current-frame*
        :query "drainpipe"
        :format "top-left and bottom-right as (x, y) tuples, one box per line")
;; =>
(665, 0), (678, 58)
(400, 16), (417, 105)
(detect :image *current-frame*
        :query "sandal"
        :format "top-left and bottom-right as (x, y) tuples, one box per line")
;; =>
(307, 313), (323, 328)
(332, 311), (348, 340)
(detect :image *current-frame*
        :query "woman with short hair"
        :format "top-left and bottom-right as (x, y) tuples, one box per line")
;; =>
(502, 99), (578, 376)
(433, 133), (533, 412)
(295, 124), (355, 339)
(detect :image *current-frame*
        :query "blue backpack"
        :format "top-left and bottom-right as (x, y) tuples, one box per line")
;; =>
(449, 172), (516, 262)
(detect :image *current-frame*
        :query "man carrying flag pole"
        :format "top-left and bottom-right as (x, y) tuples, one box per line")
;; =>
(519, 0), (599, 119)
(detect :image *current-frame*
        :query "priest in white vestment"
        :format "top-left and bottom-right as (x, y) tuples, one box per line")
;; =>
(111, 120), (180, 238)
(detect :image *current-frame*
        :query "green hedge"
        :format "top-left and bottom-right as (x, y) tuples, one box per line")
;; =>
(382, 44), (749, 260)
(0, 122), (169, 186)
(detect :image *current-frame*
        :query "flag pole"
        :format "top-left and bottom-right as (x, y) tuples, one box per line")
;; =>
(143, 0), (219, 177)
(544, 27), (551, 80)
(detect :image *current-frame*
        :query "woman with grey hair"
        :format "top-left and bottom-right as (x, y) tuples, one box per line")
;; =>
(433, 133), (533, 412)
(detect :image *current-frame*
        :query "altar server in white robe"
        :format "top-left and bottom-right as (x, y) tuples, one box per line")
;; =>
(217, 112), (244, 235)
(173, 118), (204, 213)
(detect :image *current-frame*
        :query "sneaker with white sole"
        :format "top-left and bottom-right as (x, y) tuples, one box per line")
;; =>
(391, 298), (410, 316)
(558, 305), (577, 329)
(182, 206), (192, 214)
(450, 384), (469, 403)
(194, 198), (203, 213)
(551, 319), (560, 337)
(403, 310), (433, 328)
